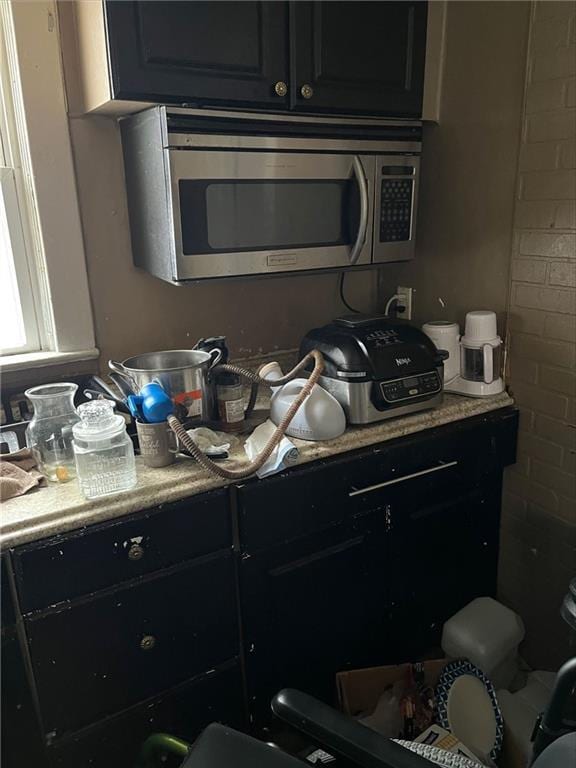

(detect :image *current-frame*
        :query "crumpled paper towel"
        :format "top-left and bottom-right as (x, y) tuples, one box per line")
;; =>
(186, 427), (238, 456)
(244, 419), (299, 478)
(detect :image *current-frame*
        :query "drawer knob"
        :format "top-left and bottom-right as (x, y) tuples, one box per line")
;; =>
(128, 543), (145, 561)
(274, 80), (288, 97)
(300, 83), (314, 99)
(140, 634), (156, 651)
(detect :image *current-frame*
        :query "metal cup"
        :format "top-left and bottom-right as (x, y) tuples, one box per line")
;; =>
(136, 421), (179, 468)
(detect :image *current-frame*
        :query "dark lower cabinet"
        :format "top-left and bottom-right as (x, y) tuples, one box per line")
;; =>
(1, 555), (46, 768)
(387, 477), (503, 660)
(240, 518), (390, 723)
(1, 631), (46, 768)
(238, 409), (518, 726)
(239, 476), (501, 726)
(27, 552), (238, 737)
(290, 1), (427, 116)
(3, 408), (518, 763)
(48, 662), (245, 768)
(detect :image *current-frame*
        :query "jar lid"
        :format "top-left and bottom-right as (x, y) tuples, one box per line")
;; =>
(73, 400), (126, 440)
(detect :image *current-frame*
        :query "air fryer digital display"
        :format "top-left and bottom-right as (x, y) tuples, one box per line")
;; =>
(380, 371), (441, 403)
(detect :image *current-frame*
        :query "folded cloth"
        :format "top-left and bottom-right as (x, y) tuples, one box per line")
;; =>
(0, 448), (47, 501)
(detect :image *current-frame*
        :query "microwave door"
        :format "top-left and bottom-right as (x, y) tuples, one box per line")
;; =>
(169, 151), (374, 280)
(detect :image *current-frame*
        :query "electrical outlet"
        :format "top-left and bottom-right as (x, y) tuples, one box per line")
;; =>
(396, 286), (414, 320)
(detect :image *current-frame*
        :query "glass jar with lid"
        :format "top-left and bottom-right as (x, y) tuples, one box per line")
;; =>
(72, 400), (136, 499)
(25, 383), (80, 483)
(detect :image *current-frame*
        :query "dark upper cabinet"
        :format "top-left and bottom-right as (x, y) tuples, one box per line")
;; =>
(104, 1), (289, 108)
(290, 2), (427, 116)
(101, 1), (427, 117)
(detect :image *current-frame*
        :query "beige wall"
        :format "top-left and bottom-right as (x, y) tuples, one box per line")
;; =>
(499, 0), (576, 670)
(382, 1), (530, 332)
(66, 1), (530, 373)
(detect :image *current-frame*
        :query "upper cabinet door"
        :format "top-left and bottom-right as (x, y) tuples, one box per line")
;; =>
(104, 1), (289, 109)
(290, 1), (427, 116)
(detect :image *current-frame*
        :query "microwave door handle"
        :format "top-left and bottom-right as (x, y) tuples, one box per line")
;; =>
(349, 156), (369, 265)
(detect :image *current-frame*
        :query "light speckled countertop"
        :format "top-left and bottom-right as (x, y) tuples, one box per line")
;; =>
(1, 392), (513, 548)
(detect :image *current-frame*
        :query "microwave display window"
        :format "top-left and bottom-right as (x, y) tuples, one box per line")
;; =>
(179, 180), (359, 255)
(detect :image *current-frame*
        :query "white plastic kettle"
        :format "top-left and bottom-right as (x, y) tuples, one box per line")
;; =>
(261, 362), (346, 441)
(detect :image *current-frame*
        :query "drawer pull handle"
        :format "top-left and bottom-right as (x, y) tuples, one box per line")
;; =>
(348, 461), (458, 497)
(140, 635), (156, 651)
(128, 543), (145, 561)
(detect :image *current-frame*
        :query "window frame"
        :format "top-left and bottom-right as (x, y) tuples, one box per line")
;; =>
(0, 0), (97, 370)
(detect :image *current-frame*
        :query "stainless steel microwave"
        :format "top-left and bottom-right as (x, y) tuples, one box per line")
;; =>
(121, 107), (422, 283)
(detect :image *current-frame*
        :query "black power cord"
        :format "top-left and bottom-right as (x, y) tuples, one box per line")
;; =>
(338, 272), (360, 314)
(339, 273), (408, 318)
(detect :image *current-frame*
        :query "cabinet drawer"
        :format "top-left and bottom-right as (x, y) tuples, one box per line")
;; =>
(238, 409), (517, 554)
(13, 489), (231, 613)
(26, 552), (238, 737)
(237, 458), (356, 554)
(48, 662), (246, 768)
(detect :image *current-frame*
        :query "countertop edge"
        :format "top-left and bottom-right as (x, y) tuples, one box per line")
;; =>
(1, 394), (515, 549)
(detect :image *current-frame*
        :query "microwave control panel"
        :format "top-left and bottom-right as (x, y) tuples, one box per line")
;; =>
(379, 167), (414, 243)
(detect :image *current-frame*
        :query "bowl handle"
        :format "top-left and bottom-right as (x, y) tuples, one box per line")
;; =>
(108, 361), (138, 393)
(207, 348), (223, 368)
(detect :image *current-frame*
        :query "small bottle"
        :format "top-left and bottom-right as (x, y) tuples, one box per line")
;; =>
(72, 400), (136, 499)
(216, 371), (245, 433)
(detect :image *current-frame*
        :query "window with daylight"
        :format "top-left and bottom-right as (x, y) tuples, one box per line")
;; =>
(0, 25), (41, 355)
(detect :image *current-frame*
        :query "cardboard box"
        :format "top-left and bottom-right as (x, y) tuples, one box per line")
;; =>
(336, 659), (526, 768)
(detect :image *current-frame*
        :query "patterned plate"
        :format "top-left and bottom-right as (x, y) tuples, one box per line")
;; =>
(435, 659), (504, 762)
(395, 740), (484, 768)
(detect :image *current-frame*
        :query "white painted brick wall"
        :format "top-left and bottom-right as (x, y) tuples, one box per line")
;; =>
(500, 0), (576, 670)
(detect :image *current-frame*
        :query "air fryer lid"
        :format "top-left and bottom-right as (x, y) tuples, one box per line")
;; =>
(300, 315), (443, 380)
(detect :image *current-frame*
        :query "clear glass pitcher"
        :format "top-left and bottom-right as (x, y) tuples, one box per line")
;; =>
(25, 383), (80, 483)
